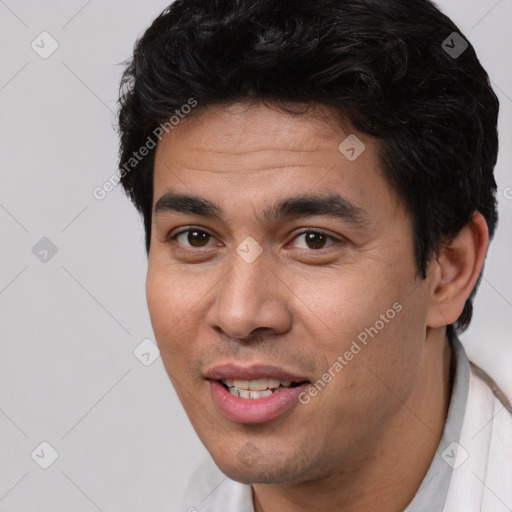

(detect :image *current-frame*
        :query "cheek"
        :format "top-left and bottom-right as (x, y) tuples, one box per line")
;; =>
(288, 262), (408, 347)
(146, 266), (177, 337)
(145, 259), (222, 371)
(145, 263), (197, 360)
(325, 277), (429, 418)
(146, 255), (206, 329)
(291, 257), (428, 391)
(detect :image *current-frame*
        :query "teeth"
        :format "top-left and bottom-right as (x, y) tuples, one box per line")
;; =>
(250, 389), (273, 398)
(246, 378), (267, 391)
(220, 377), (299, 399)
(222, 378), (293, 391)
(268, 379), (281, 389)
(227, 388), (274, 399)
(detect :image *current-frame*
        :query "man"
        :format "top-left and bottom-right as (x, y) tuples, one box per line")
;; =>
(117, 0), (512, 510)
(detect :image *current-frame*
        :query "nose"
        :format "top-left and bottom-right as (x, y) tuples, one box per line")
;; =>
(206, 249), (292, 342)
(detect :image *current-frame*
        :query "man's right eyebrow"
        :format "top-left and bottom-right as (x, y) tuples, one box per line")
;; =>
(154, 192), (223, 220)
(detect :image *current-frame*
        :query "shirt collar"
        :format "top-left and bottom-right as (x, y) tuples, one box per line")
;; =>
(403, 332), (470, 512)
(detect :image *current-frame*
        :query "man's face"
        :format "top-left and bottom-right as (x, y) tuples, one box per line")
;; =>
(146, 102), (431, 483)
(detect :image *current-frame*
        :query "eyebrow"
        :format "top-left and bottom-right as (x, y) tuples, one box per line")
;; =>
(154, 191), (369, 227)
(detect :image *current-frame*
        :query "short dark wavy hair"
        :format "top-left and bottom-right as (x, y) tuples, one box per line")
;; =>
(117, 0), (499, 335)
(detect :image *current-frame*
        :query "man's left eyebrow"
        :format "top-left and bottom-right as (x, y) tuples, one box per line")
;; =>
(154, 191), (369, 226)
(262, 194), (370, 226)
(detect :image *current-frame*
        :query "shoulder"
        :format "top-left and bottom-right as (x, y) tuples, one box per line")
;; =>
(469, 361), (512, 415)
(466, 362), (512, 464)
(443, 362), (512, 512)
(469, 363), (512, 482)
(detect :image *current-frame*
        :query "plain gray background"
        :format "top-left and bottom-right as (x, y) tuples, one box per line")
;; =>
(0, 0), (510, 510)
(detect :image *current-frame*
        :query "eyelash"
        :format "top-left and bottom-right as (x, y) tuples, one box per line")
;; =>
(168, 227), (342, 252)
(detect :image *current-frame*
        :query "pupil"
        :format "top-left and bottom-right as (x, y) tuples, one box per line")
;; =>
(306, 232), (326, 249)
(188, 230), (209, 247)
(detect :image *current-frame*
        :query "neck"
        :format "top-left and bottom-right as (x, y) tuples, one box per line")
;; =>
(253, 329), (453, 512)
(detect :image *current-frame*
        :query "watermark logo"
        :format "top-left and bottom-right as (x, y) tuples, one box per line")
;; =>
(236, 237), (263, 264)
(133, 338), (160, 367)
(32, 237), (58, 263)
(31, 32), (59, 60)
(442, 32), (468, 59)
(237, 441), (263, 467)
(31, 441), (59, 469)
(441, 441), (469, 469)
(338, 134), (366, 161)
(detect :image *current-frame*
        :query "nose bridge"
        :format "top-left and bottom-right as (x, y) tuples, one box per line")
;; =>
(210, 244), (291, 340)
(222, 247), (272, 317)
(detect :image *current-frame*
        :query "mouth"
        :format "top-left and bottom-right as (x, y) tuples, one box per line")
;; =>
(205, 364), (311, 423)
(218, 378), (307, 399)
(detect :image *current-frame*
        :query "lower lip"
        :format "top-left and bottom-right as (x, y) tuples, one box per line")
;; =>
(209, 380), (310, 424)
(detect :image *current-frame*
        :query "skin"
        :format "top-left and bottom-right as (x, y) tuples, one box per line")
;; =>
(146, 101), (489, 511)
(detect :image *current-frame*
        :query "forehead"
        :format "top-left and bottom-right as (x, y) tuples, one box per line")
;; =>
(181, 100), (342, 130)
(156, 102), (358, 168)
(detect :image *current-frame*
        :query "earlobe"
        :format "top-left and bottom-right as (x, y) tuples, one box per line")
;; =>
(426, 212), (489, 328)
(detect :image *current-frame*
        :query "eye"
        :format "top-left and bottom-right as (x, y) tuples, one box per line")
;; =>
(171, 229), (219, 249)
(168, 228), (341, 252)
(290, 230), (339, 250)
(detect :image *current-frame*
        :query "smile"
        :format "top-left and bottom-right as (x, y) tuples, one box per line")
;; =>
(220, 378), (302, 399)
(205, 365), (311, 423)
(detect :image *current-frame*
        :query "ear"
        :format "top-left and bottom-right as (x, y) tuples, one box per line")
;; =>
(426, 212), (489, 328)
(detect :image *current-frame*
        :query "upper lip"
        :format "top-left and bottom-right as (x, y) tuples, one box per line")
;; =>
(205, 363), (310, 383)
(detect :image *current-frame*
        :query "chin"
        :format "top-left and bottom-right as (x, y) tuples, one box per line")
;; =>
(209, 447), (316, 485)
(218, 463), (293, 485)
